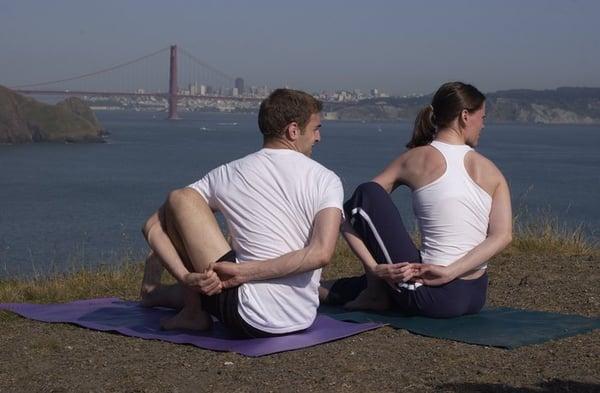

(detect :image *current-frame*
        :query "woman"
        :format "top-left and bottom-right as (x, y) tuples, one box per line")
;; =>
(322, 81), (512, 318)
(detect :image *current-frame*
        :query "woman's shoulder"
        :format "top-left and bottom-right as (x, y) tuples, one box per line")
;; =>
(465, 150), (507, 194)
(384, 145), (446, 190)
(465, 150), (502, 176)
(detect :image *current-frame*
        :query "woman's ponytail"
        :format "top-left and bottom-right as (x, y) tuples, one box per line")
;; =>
(406, 105), (436, 149)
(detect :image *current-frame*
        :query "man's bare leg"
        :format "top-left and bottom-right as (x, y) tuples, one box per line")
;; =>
(140, 251), (184, 309)
(343, 273), (391, 312)
(158, 188), (231, 331)
(160, 286), (213, 331)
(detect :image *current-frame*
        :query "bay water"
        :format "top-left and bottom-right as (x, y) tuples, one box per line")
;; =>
(1, 111), (598, 278)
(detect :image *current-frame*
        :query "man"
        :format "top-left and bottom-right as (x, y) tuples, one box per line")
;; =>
(140, 89), (343, 337)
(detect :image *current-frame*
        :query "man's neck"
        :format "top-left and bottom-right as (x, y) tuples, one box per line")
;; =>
(263, 138), (299, 152)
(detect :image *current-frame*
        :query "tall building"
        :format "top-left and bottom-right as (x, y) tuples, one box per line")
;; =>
(235, 77), (245, 95)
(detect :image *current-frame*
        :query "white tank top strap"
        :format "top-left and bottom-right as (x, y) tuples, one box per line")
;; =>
(429, 140), (473, 176)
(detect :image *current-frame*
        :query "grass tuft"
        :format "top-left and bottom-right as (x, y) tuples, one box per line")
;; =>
(511, 215), (596, 256)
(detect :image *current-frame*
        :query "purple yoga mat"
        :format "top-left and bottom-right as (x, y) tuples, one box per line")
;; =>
(0, 298), (382, 357)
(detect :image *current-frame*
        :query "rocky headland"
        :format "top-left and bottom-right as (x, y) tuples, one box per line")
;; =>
(325, 87), (600, 124)
(0, 85), (105, 144)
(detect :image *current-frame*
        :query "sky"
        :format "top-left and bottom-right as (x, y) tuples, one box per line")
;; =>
(1, 0), (599, 96)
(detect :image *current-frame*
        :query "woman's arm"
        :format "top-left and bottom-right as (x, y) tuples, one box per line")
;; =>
(414, 173), (513, 286)
(341, 221), (417, 285)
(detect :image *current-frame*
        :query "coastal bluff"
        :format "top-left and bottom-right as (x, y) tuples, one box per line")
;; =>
(0, 85), (104, 143)
(326, 87), (600, 124)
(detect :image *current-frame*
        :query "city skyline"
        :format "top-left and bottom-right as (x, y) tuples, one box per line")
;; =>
(2, 1), (600, 96)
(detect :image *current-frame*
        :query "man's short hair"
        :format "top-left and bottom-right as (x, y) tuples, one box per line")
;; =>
(258, 89), (323, 140)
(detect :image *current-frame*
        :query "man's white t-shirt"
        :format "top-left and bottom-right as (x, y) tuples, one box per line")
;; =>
(188, 148), (343, 333)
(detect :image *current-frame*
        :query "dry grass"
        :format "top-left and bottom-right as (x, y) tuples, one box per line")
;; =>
(0, 219), (596, 306)
(0, 262), (143, 304)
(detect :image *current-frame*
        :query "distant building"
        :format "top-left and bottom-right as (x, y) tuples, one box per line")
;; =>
(235, 77), (244, 95)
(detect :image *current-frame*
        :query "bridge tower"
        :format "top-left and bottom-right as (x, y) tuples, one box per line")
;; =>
(167, 45), (179, 120)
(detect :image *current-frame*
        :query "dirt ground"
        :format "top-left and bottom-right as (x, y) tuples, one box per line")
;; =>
(1, 248), (598, 392)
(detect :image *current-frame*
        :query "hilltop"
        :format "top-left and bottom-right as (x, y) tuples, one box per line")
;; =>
(0, 85), (105, 143)
(325, 87), (600, 124)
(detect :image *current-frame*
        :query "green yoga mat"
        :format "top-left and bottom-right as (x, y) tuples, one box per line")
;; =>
(319, 305), (600, 349)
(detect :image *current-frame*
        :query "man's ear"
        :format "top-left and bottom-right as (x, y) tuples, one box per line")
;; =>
(286, 122), (300, 140)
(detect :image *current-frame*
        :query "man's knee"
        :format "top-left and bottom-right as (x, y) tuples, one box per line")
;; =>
(167, 188), (207, 214)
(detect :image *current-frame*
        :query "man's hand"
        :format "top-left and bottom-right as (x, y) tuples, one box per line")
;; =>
(370, 263), (418, 285)
(213, 262), (248, 289)
(413, 264), (455, 286)
(182, 264), (223, 296)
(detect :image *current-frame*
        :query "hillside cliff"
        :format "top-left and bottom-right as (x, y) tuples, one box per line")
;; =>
(0, 85), (105, 143)
(326, 87), (600, 124)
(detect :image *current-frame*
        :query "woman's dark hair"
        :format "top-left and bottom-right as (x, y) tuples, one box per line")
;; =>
(406, 82), (485, 149)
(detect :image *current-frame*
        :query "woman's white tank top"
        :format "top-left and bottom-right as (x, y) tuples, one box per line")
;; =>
(412, 141), (492, 268)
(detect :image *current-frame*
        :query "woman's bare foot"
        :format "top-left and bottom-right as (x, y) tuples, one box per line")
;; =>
(344, 286), (391, 312)
(160, 307), (213, 331)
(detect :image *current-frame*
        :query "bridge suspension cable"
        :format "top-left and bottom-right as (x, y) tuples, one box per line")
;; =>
(11, 46), (171, 89)
(179, 48), (235, 84)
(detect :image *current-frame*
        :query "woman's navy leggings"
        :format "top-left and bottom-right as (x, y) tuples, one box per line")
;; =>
(329, 182), (488, 318)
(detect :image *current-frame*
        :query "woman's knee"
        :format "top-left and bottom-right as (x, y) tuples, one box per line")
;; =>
(354, 181), (386, 198)
(344, 182), (390, 215)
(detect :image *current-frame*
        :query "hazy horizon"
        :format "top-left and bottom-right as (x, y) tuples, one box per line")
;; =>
(2, 0), (599, 96)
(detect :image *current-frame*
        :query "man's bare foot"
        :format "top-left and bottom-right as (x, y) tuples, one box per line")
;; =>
(344, 286), (391, 312)
(140, 252), (164, 298)
(141, 284), (184, 309)
(160, 307), (213, 331)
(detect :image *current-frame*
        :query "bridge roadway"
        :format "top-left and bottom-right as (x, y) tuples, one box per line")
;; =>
(15, 89), (263, 102)
(15, 89), (345, 106)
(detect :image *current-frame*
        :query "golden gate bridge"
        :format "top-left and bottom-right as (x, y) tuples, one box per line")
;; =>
(10, 45), (260, 120)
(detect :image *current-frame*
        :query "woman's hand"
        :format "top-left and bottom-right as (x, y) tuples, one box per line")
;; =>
(371, 263), (418, 285)
(413, 264), (456, 286)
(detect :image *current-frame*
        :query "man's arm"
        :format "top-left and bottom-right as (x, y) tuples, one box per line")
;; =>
(212, 207), (342, 288)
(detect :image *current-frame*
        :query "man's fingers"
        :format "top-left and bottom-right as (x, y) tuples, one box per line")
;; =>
(221, 278), (240, 289)
(204, 280), (222, 295)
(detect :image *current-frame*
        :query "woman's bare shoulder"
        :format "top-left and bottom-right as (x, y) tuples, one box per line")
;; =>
(465, 150), (507, 195)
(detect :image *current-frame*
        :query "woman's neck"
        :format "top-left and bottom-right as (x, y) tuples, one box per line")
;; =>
(434, 128), (466, 145)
